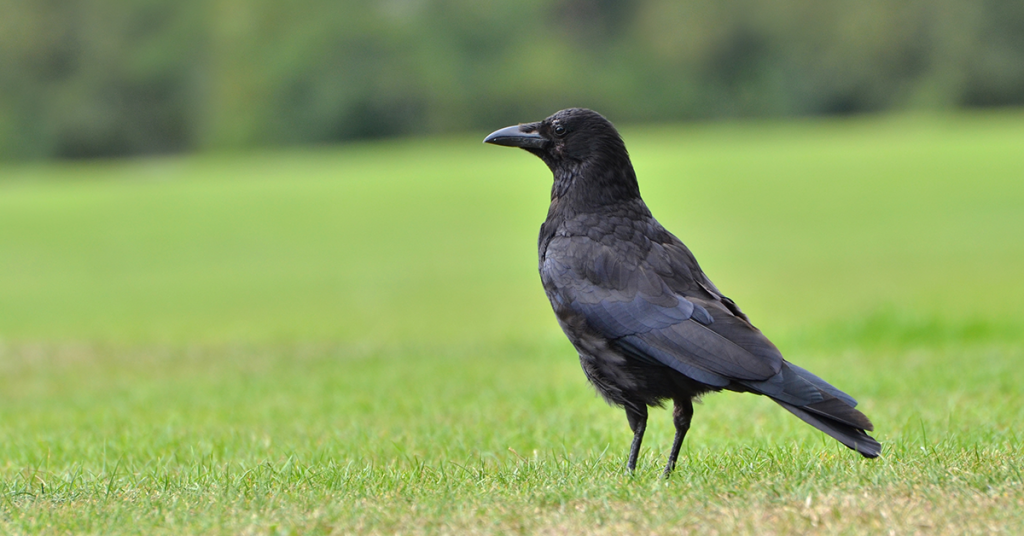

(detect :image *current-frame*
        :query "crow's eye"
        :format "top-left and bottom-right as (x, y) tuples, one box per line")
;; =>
(553, 124), (566, 137)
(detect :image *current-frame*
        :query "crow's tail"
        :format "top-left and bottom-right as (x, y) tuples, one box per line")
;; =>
(741, 362), (881, 458)
(774, 399), (881, 458)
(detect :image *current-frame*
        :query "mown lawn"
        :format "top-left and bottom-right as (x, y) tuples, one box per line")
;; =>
(1, 112), (1022, 534)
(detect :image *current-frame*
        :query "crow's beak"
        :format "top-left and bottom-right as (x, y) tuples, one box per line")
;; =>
(483, 123), (548, 149)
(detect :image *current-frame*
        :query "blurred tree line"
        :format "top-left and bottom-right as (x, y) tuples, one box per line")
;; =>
(1, 0), (1022, 160)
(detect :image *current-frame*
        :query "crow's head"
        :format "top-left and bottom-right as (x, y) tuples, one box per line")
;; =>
(484, 108), (639, 202)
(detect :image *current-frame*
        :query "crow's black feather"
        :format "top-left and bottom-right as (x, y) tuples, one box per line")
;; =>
(485, 108), (880, 474)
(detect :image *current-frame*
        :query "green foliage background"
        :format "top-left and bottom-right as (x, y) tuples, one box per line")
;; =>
(2, 0), (1023, 160)
(2, 2), (1023, 529)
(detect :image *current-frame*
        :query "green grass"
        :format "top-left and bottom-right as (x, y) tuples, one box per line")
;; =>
(1, 111), (1023, 534)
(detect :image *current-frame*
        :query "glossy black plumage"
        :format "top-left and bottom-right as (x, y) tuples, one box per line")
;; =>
(485, 108), (880, 475)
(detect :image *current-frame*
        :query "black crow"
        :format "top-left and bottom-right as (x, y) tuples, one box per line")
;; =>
(484, 108), (880, 476)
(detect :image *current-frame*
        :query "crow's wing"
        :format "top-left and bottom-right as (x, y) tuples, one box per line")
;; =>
(542, 235), (784, 388)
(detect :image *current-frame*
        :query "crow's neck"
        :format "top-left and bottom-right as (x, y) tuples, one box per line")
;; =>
(539, 161), (651, 256)
(549, 159), (641, 216)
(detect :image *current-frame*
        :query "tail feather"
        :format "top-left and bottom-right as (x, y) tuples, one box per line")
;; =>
(742, 361), (880, 458)
(802, 396), (873, 431)
(785, 362), (859, 407)
(776, 400), (881, 458)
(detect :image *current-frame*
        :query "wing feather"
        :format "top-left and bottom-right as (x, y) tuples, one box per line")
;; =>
(543, 238), (784, 385)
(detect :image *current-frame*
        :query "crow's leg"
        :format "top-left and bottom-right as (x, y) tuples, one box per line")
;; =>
(663, 398), (694, 478)
(625, 403), (648, 473)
